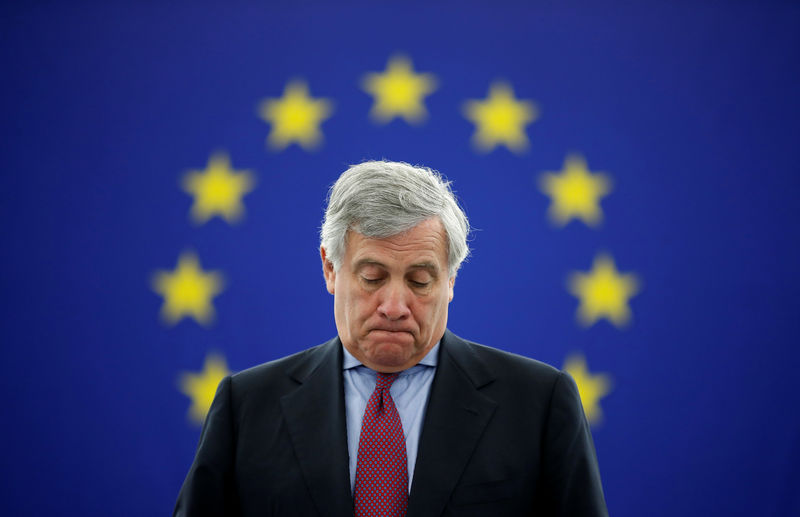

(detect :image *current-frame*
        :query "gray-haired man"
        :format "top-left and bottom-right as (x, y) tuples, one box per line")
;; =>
(175, 160), (608, 517)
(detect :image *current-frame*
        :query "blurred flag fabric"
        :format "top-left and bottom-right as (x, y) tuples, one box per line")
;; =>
(1, 2), (799, 516)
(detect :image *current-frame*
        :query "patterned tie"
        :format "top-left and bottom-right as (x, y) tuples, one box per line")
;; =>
(353, 372), (408, 517)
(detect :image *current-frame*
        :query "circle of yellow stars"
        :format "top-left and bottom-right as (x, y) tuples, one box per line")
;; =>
(151, 52), (644, 426)
(538, 153), (639, 425)
(254, 58), (538, 154)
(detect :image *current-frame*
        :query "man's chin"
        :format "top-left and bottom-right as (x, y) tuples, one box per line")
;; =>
(361, 340), (420, 372)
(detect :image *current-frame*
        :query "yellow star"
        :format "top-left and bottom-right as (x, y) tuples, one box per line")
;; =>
(257, 80), (333, 151)
(568, 254), (640, 328)
(179, 353), (231, 425)
(182, 152), (255, 224)
(539, 154), (612, 227)
(562, 354), (612, 425)
(463, 81), (539, 153)
(151, 252), (224, 326)
(362, 55), (437, 124)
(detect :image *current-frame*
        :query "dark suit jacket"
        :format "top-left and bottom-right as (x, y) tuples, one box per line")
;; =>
(174, 330), (608, 516)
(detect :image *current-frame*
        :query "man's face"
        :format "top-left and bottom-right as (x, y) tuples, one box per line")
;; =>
(321, 218), (455, 373)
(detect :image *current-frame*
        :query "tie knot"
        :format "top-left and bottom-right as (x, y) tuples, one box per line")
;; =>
(375, 372), (399, 391)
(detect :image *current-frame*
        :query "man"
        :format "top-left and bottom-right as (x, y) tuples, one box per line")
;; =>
(174, 160), (608, 516)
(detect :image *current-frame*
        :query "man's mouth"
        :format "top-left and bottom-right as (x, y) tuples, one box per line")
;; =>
(369, 328), (414, 339)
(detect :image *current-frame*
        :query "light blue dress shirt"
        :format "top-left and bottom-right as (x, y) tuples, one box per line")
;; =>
(342, 342), (439, 494)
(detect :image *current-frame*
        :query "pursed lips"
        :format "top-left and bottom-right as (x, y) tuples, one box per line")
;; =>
(368, 327), (415, 336)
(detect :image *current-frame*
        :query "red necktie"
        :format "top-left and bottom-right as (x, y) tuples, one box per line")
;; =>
(353, 372), (408, 517)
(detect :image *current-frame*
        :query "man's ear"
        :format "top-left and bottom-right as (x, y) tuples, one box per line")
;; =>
(320, 246), (336, 294)
(448, 275), (455, 302)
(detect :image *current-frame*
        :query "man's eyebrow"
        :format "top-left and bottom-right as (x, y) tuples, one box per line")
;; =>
(353, 258), (386, 270)
(408, 262), (440, 275)
(352, 259), (440, 274)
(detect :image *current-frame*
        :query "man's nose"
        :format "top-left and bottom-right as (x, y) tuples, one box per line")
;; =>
(377, 281), (411, 321)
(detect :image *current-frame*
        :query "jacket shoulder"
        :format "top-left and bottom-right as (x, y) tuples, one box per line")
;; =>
(471, 340), (560, 377)
(443, 330), (563, 390)
(228, 338), (338, 399)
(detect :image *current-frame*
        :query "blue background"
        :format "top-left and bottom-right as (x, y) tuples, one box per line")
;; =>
(1, 1), (799, 515)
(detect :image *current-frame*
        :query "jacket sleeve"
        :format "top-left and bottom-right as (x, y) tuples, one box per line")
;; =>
(174, 376), (241, 517)
(540, 371), (609, 517)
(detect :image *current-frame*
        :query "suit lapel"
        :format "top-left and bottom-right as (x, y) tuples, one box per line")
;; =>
(280, 338), (354, 516)
(408, 330), (497, 517)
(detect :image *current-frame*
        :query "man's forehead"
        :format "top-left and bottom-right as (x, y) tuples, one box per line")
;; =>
(345, 220), (448, 265)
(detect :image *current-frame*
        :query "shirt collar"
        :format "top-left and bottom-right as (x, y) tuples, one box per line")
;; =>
(342, 340), (440, 371)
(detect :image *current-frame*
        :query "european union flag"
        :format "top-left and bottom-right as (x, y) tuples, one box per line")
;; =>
(2, 2), (799, 515)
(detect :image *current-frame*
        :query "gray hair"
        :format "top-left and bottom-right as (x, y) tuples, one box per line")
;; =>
(320, 160), (470, 278)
